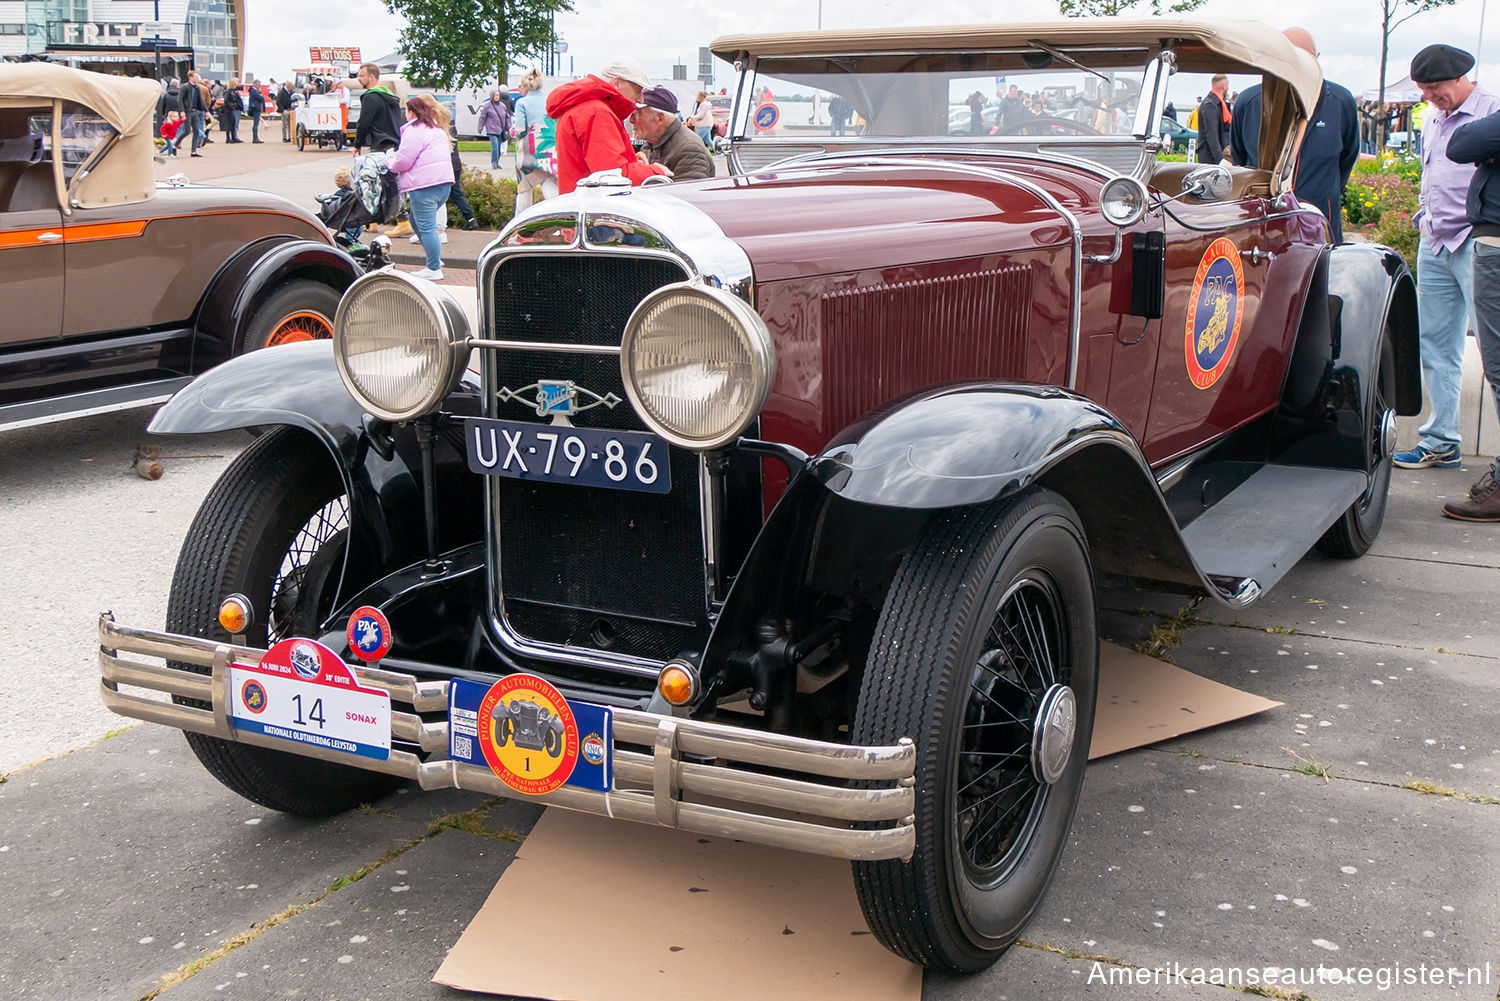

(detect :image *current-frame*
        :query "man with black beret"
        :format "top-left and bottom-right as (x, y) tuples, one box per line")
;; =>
(1393, 43), (1500, 472)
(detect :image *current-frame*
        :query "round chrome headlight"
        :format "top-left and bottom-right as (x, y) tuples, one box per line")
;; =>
(333, 270), (471, 422)
(1099, 175), (1149, 227)
(620, 283), (775, 450)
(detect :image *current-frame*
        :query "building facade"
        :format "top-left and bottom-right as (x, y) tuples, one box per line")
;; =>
(0, 0), (244, 80)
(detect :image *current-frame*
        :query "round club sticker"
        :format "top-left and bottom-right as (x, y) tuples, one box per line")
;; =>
(476, 674), (580, 795)
(753, 102), (779, 130)
(240, 679), (268, 714)
(1183, 237), (1246, 390)
(346, 606), (393, 663)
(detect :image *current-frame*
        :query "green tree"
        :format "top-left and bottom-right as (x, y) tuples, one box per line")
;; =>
(1057, 0), (1204, 15)
(1374, 0), (1457, 145)
(384, 0), (574, 90)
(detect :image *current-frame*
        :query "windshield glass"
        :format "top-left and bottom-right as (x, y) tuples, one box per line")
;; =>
(734, 53), (1148, 142)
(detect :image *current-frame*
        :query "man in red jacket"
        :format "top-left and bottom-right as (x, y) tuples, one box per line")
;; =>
(546, 57), (671, 193)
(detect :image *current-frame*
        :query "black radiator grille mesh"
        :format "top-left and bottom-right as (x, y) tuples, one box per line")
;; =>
(487, 254), (706, 661)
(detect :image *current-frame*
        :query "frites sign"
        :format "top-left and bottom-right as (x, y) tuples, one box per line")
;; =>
(309, 47), (361, 64)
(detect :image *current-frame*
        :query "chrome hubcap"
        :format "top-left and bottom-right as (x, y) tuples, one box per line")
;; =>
(1380, 407), (1398, 460)
(1031, 683), (1077, 785)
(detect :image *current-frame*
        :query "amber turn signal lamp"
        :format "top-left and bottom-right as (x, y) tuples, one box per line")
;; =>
(218, 594), (253, 635)
(657, 661), (698, 706)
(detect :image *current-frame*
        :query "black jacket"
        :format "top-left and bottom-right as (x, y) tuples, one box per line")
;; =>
(157, 86), (181, 120)
(179, 81), (201, 114)
(1196, 92), (1231, 163)
(276, 86), (294, 112)
(1448, 109), (1500, 237)
(248, 87), (265, 113)
(355, 87), (402, 152)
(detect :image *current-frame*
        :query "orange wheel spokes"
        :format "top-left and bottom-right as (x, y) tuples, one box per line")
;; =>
(266, 311), (333, 347)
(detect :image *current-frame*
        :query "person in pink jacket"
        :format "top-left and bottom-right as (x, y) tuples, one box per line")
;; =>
(545, 57), (671, 194)
(390, 97), (455, 280)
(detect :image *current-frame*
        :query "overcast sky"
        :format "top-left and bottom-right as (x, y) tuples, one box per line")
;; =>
(243, 0), (1498, 101)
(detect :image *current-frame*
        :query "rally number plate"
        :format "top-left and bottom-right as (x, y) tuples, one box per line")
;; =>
(464, 417), (670, 494)
(228, 638), (391, 760)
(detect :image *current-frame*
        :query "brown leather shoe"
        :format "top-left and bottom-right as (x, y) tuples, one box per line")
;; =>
(1442, 468), (1500, 521)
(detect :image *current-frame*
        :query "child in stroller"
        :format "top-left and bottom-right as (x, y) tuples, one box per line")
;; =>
(317, 165), (394, 270)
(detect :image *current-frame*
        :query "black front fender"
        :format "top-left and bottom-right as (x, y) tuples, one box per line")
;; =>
(150, 340), (482, 581)
(192, 237), (360, 371)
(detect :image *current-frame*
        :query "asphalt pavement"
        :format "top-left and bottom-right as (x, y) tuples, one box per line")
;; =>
(0, 400), (1495, 999)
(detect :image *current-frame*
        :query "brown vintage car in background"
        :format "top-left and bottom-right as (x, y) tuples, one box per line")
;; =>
(0, 63), (359, 431)
(99, 21), (1418, 975)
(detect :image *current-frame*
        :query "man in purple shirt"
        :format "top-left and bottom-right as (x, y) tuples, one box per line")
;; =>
(1394, 44), (1500, 469)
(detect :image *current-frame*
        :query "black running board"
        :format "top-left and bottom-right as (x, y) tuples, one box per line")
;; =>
(0, 378), (191, 433)
(1179, 464), (1369, 600)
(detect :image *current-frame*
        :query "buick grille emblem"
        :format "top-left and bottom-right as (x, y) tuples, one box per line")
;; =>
(497, 380), (621, 419)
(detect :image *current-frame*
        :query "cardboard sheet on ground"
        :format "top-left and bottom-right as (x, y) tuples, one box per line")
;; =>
(434, 807), (925, 1001)
(1089, 641), (1282, 759)
(434, 642), (1279, 1000)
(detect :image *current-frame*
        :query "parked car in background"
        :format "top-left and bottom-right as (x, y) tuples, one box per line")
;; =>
(100, 18), (1417, 977)
(1157, 113), (1195, 151)
(1, 63), (360, 432)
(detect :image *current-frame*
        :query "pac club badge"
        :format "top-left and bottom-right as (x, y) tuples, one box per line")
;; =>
(346, 606), (393, 663)
(475, 674), (580, 795)
(1184, 238), (1246, 390)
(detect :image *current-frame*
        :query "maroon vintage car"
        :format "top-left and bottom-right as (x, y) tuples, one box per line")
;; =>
(0, 63), (360, 432)
(99, 20), (1417, 974)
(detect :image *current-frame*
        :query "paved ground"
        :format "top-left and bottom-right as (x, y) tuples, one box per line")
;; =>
(1, 420), (1495, 999)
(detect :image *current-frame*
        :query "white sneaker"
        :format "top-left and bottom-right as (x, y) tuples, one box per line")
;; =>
(408, 233), (421, 243)
(408, 267), (444, 281)
(439, 232), (449, 243)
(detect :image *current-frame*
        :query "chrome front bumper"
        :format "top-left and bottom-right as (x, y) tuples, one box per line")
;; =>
(98, 614), (917, 861)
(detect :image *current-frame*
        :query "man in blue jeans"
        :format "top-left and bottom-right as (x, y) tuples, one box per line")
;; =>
(1394, 44), (1500, 470)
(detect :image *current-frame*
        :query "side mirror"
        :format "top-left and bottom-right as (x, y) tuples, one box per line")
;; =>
(712, 135), (732, 155)
(1181, 164), (1232, 202)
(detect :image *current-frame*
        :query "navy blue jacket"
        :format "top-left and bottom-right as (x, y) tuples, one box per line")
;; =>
(1447, 109), (1500, 237)
(1230, 80), (1360, 242)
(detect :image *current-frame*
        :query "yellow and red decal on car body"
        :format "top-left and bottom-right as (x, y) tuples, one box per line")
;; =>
(1184, 237), (1245, 390)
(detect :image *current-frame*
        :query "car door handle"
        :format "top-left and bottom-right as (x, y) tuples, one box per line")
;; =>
(1240, 246), (1276, 265)
(37, 231), (62, 242)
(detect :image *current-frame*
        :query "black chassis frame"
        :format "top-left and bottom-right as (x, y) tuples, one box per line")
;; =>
(146, 242), (1418, 737)
(0, 237), (359, 431)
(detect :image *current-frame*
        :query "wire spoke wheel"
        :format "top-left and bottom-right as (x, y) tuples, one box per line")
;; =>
(956, 575), (1066, 881)
(852, 487), (1097, 973)
(265, 310), (334, 347)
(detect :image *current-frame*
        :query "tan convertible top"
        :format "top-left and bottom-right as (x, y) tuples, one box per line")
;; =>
(0, 62), (159, 210)
(712, 19), (1323, 118)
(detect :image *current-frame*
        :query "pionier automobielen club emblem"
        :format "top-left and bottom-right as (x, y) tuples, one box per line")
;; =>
(1184, 237), (1246, 390)
(475, 674), (581, 795)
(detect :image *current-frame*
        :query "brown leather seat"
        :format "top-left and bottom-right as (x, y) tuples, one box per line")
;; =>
(1149, 161), (1272, 200)
(0, 161), (29, 211)
(5, 162), (59, 212)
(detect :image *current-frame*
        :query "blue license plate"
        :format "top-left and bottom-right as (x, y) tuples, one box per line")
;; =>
(464, 417), (671, 494)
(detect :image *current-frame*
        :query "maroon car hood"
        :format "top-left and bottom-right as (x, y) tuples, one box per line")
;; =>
(663, 158), (1101, 282)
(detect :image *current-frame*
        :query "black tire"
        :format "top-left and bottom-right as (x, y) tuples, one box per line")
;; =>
(241, 280), (341, 353)
(543, 723), (561, 758)
(296, 125), (306, 151)
(167, 429), (402, 815)
(1317, 326), (1396, 558)
(852, 487), (1098, 973)
(498, 715), (514, 747)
